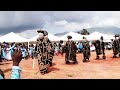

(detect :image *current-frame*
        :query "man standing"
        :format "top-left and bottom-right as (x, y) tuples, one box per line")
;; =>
(35, 30), (54, 74)
(113, 34), (119, 58)
(100, 36), (106, 59)
(118, 35), (120, 57)
(43, 30), (54, 66)
(82, 37), (90, 62)
(64, 35), (78, 64)
(35, 30), (49, 74)
(93, 36), (106, 59)
(93, 40), (101, 59)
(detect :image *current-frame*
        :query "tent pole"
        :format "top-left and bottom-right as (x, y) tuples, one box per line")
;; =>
(28, 41), (29, 50)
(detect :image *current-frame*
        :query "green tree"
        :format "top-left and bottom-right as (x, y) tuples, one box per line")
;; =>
(80, 29), (90, 35)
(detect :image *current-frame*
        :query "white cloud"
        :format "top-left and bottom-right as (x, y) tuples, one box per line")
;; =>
(54, 20), (68, 26)
(1, 11), (120, 38)
(17, 29), (38, 39)
(63, 22), (90, 31)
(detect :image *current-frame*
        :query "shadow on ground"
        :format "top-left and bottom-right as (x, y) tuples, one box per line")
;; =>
(3, 68), (12, 73)
(0, 62), (11, 65)
(48, 67), (60, 72)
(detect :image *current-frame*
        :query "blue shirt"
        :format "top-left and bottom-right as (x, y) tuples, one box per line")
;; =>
(79, 44), (83, 49)
(0, 66), (21, 79)
(0, 75), (4, 79)
(11, 66), (21, 79)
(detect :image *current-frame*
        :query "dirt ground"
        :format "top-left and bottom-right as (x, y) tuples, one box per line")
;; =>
(1, 50), (120, 79)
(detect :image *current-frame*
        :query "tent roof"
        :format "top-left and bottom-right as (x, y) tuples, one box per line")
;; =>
(86, 32), (114, 40)
(0, 32), (28, 42)
(29, 33), (60, 42)
(59, 32), (85, 41)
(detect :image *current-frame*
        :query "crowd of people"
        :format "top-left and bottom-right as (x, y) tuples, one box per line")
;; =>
(0, 29), (120, 79)
(0, 41), (83, 64)
(0, 38), (112, 64)
(0, 42), (35, 63)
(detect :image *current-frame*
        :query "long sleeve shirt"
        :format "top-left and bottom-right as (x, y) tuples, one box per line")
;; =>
(11, 66), (21, 79)
(0, 66), (21, 79)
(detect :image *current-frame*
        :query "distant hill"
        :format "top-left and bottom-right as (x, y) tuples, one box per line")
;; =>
(54, 32), (69, 37)
(84, 26), (120, 35)
(54, 26), (120, 36)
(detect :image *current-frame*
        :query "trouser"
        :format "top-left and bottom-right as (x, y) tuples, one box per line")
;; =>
(96, 48), (101, 56)
(95, 48), (101, 59)
(65, 55), (69, 62)
(102, 49), (105, 56)
(48, 52), (53, 64)
(38, 56), (49, 74)
(83, 52), (89, 59)
(31, 52), (34, 59)
(65, 53), (77, 62)
(113, 48), (118, 57)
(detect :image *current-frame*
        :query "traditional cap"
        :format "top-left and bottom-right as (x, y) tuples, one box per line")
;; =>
(114, 34), (119, 37)
(44, 30), (48, 36)
(60, 40), (63, 43)
(37, 29), (44, 34)
(100, 36), (103, 40)
(67, 35), (72, 39)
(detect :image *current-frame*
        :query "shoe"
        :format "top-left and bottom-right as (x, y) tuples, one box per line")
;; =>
(83, 59), (87, 62)
(73, 61), (78, 64)
(113, 56), (117, 58)
(66, 61), (70, 64)
(102, 56), (106, 59)
(96, 56), (100, 59)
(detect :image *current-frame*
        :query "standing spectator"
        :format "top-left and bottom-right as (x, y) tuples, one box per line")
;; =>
(1, 45), (6, 61)
(79, 42), (83, 53)
(29, 44), (35, 59)
(5, 43), (12, 61)
(21, 45), (27, 60)
(54, 43), (59, 56)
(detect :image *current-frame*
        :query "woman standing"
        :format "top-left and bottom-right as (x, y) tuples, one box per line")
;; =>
(21, 45), (28, 60)
(5, 43), (12, 61)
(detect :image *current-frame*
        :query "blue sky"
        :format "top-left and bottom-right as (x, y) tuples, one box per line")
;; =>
(0, 11), (120, 38)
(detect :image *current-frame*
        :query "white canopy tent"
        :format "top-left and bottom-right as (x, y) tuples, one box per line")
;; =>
(86, 32), (114, 41)
(59, 32), (85, 41)
(29, 33), (60, 42)
(0, 32), (28, 42)
(104, 39), (112, 42)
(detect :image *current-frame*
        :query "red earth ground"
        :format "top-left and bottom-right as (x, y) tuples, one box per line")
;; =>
(0, 50), (120, 79)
